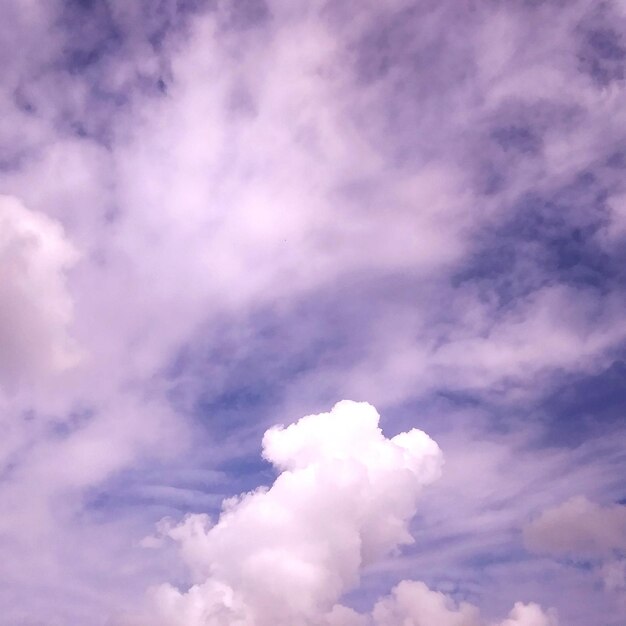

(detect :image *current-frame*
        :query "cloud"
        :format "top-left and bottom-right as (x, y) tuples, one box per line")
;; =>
(524, 496), (626, 605)
(0, 194), (80, 388)
(124, 401), (555, 626)
(370, 580), (481, 626)
(601, 559), (626, 592)
(0, 1), (625, 624)
(371, 583), (557, 626)
(498, 602), (558, 626)
(524, 496), (626, 558)
(141, 401), (442, 625)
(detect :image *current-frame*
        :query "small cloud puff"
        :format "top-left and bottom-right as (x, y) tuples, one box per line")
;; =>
(524, 495), (626, 558)
(524, 496), (626, 598)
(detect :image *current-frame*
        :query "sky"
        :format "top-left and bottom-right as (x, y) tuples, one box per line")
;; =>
(0, 0), (626, 624)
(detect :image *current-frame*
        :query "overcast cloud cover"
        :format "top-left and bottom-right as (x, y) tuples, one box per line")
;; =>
(1, 0), (626, 624)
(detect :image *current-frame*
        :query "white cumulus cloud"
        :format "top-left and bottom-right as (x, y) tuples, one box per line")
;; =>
(126, 401), (555, 626)
(372, 583), (557, 626)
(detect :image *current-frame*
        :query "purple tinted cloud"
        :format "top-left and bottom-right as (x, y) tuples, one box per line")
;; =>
(0, 0), (625, 624)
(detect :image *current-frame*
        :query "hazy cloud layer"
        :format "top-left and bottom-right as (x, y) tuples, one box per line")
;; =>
(0, 0), (625, 624)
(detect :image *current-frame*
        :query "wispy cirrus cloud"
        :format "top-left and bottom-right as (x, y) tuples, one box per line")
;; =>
(0, 0), (625, 624)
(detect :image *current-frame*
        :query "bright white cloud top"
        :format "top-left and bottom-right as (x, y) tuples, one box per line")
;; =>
(124, 401), (555, 626)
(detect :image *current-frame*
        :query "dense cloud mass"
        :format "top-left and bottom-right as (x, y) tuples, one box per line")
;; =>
(125, 402), (555, 626)
(0, 0), (626, 624)
(145, 401), (443, 625)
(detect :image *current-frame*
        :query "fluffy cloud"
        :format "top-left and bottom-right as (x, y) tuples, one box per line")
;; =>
(601, 560), (626, 592)
(128, 402), (554, 626)
(143, 401), (442, 625)
(370, 580), (481, 626)
(524, 496), (626, 558)
(0, 195), (79, 388)
(498, 602), (558, 626)
(372, 583), (557, 626)
(525, 497), (626, 600)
